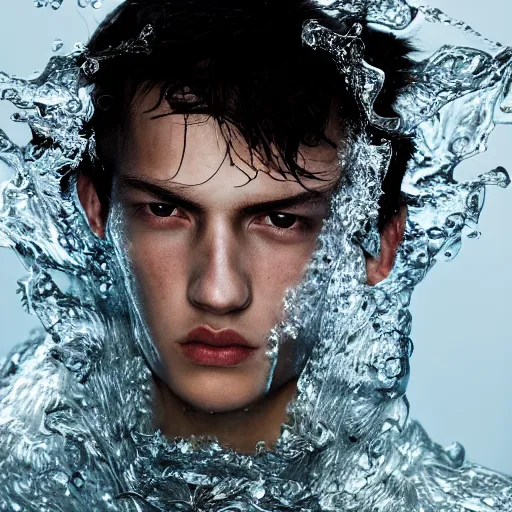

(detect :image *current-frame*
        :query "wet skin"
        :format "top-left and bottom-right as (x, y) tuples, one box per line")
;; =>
(78, 86), (405, 453)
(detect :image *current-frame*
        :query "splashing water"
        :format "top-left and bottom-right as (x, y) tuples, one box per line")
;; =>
(34, 0), (104, 9)
(0, 1), (512, 511)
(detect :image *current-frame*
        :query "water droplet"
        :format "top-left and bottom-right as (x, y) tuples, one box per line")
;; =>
(466, 189), (485, 215)
(480, 166), (511, 188)
(415, 251), (429, 266)
(384, 358), (402, 378)
(2, 89), (17, 101)
(66, 99), (81, 113)
(10, 112), (28, 123)
(451, 136), (470, 156)
(444, 442), (465, 467)
(254, 440), (268, 456)
(51, 39), (64, 52)
(443, 240), (462, 261)
(345, 475), (367, 494)
(426, 227), (446, 240)
(407, 338), (414, 357)
(81, 58), (100, 77)
(500, 101), (512, 114)
(91, 0), (102, 8)
(71, 472), (84, 489)
(445, 213), (464, 230)
(249, 482), (266, 500)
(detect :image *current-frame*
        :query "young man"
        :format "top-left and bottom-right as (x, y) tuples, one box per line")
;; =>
(3, 1), (512, 510)
(77, 0), (412, 454)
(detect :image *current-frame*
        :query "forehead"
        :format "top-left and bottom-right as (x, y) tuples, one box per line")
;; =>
(114, 86), (343, 204)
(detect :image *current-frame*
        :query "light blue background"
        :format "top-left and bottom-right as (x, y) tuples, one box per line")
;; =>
(0, 0), (510, 474)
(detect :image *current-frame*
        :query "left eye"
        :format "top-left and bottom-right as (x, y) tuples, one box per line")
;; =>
(148, 204), (178, 217)
(264, 212), (298, 229)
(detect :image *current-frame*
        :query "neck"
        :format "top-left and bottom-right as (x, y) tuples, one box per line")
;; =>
(153, 376), (298, 454)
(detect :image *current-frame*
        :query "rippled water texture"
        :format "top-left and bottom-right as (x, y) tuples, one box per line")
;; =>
(0, 0), (511, 510)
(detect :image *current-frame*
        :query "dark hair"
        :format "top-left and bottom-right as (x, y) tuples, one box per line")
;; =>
(80, 0), (414, 229)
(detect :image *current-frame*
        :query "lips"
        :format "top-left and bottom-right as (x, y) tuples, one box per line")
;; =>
(180, 326), (257, 367)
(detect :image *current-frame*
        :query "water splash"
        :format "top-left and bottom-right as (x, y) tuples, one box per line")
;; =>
(416, 4), (504, 52)
(34, 0), (104, 8)
(0, 1), (511, 511)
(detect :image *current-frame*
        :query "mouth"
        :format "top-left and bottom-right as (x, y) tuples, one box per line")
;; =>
(179, 326), (258, 367)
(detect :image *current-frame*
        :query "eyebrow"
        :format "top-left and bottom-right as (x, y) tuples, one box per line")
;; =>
(117, 175), (332, 215)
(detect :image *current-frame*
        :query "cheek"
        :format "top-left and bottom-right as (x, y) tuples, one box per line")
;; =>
(251, 239), (317, 305)
(126, 231), (189, 317)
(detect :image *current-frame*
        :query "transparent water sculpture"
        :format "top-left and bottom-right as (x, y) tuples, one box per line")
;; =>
(0, 0), (511, 510)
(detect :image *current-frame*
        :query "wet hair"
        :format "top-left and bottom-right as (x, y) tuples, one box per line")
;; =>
(80, 0), (415, 229)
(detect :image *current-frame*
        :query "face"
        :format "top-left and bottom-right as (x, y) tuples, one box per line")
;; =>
(79, 87), (402, 414)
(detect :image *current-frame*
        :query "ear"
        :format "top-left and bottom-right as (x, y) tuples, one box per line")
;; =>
(366, 205), (407, 286)
(77, 173), (106, 238)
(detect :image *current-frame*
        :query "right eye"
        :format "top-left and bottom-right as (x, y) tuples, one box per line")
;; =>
(148, 203), (178, 217)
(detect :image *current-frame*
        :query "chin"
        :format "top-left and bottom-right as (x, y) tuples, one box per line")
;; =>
(172, 368), (270, 413)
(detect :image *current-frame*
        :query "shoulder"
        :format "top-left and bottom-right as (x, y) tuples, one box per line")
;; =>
(403, 420), (512, 511)
(0, 332), (126, 511)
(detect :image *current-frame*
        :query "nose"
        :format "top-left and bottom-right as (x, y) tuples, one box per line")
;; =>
(187, 219), (251, 315)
